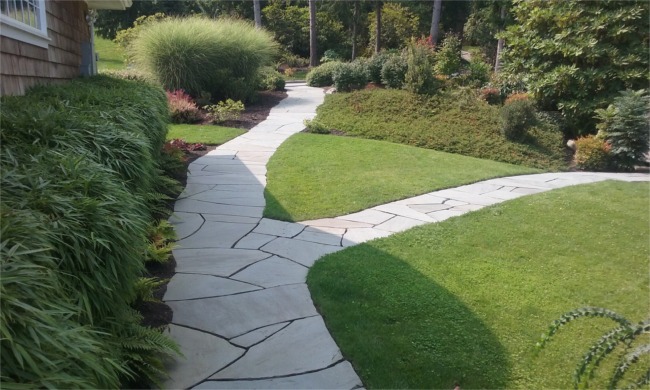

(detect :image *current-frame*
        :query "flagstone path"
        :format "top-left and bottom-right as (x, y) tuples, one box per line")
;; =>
(163, 83), (649, 389)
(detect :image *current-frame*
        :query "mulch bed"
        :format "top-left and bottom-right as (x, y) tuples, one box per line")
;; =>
(137, 90), (287, 329)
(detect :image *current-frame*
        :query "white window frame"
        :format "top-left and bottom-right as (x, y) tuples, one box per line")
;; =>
(0, 0), (49, 48)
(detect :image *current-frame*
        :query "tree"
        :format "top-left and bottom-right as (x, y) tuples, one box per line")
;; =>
(501, 0), (649, 135)
(374, 1), (382, 53)
(369, 2), (419, 52)
(253, 0), (262, 28)
(493, 2), (507, 73)
(430, 0), (442, 45)
(309, 0), (318, 67)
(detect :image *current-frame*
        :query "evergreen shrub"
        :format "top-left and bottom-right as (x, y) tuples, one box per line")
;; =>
(333, 62), (367, 92)
(381, 55), (408, 89)
(0, 75), (179, 388)
(306, 61), (344, 87)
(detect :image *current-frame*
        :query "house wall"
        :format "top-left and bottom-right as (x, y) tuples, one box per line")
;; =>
(1, 0), (90, 96)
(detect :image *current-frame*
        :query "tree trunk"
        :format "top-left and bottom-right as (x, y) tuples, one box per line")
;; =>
(374, 1), (382, 54)
(351, 1), (359, 60)
(253, 0), (262, 28)
(430, 0), (442, 44)
(309, 0), (318, 67)
(494, 3), (506, 73)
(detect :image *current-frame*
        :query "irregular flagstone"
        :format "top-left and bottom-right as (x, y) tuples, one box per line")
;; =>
(453, 182), (504, 194)
(229, 322), (290, 348)
(164, 274), (260, 301)
(170, 212), (204, 240)
(429, 189), (504, 206)
(175, 199), (264, 218)
(196, 361), (362, 389)
(408, 203), (452, 214)
(374, 216), (427, 233)
(185, 174), (264, 186)
(202, 164), (267, 175)
(173, 248), (270, 277)
(178, 183), (214, 199)
(303, 226), (347, 235)
(201, 214), (261, 224)
(175, 221), (256, 249)
(481, 189), (525, 201)
(301, 218), (373, 229)
(168, 284), (318, 338)
(294, 230), (343, 246)
(210, 316), (343, 380)
(336, 209), (394, 225)
(253, 218), (305, 238)
(428, 209), (467, 222)
(261, 237), (342, 267)
(163, 325), (244, 390)
(342, 228), (392, 247)
(372, 204), (436, 222)
(230, 256), (308, 288)
(188, 191), (266, 207)
(234, 232), (278, 250)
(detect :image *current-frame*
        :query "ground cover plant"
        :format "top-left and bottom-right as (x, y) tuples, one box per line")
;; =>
(308, 181), (649, 389)
(0, 76), (179, 388)
(313, 88), (567, 170)
(264, 133), (537, 221)
(167, 124), (244, 145)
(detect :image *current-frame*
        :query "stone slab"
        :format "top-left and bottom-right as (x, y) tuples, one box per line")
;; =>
(453, 182), (504, 194)
(169, 284), (318, 338)
(428, 209), (466, 222)
(482, 190), (525, 201)
(261, 237), (342, 267)
(234, 233), (278, 250)
(176, 221), (256, 249)
(201, 214), (262, 224)
(229, 322), (289, 348)
(253, 218), (305, 238)
(408, 203), (452, 214)
(178, 184), (214, 199)
(196, 361), (361, 389)
(175, 199), (264, 218)
(230, 256), (308, 288)
(372, 204), (435, 222)
(164, 274), (260, 301)
(210, 316), (343, 379)
(294, 230), (343, 246)
(303, 226), (347, 235)
(189, 191), (266, 207)
(342, 228), (392, 246)
(337, 209), (394, 225)
(173, 248), (270, 277)
(170, 212), (204, 240)
(374, 216), (427, 233)
(163, 325), (244, 390)
(301, 218), (373, 229)
(186, 174), (264, 186)
(429, 189), (503, 206)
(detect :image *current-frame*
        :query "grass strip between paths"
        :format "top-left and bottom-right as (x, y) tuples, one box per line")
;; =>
(308, 181), (649, 389)
(264, 133), (538, 221)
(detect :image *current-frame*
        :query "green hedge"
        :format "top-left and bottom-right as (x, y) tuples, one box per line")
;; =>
(0, 76), (178, 388)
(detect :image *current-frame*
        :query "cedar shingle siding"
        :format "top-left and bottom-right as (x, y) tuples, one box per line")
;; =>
(1, 0), (90, 96)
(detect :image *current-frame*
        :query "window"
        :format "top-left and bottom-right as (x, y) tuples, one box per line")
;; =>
(0, 0), (49, 48)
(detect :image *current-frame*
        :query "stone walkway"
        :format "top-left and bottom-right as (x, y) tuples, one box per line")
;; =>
(164, 83), (649, 389)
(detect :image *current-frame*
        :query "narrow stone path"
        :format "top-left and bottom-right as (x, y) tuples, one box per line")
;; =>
(164, 83), (649, 389)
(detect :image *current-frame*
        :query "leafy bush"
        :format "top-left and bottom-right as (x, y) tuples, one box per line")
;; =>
(500, 99), (537, 140)
(321, 49), (343, 63)
(405, 38), (438, 95)
(167, 89), (204, 124)
(366, 51), (394, 84)
(131, 17), (278, 101)
(480, 87), (502, 105)
(0, 75), (179, 388)
(304, 119), (331, 134)
(381, 55), (408, 89)
(333, 62), (368, 92)
(206, 99), (245, 124)
(434, 33), (462, 76)
(573, 136), (612, 171)
(464, 57), (492, 88)
(595, 89), (650, 171)
(114, 13), (168, 61)
(504, 93), (530, 105)
(306, 61), (344, 87)
(368, 3), (419, 51)
(257, 66), (286, 91)
(280, 51), (309, 67)
(537, 307), (649, 389)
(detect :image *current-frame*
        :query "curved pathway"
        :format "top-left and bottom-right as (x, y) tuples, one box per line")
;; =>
(164, 83), (649, 389)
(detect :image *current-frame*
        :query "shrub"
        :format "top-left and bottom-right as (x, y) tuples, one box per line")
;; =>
(257, 66), (286, 91)
(574, 136), (612, 171)
(464, 57), (491, 88)
(500, 99), (537, 140)
(100, 69), (155, 83)
(206, 99), (245, 124)
(366, 51), (394, 84)
(167, 89), (204, 124)
(114, 13), (168, 61)
(434, 33), (462, 76)
(480, 87), (502, 105)
(306, 61), (344, 87)
(321, 49), (343, 63)
(280, 51), (309, 67)
(368, 3), (419, 51)
(333, 62), (368, 92)
(304, 119), (331, 134)
(504, 92), (530, 105)
(381, 54), (408, 89)
(405, 38), (438, 95)
(131, 17), (278, 101)
(595, 89), (650, 171)
(0, 75), (179, 388)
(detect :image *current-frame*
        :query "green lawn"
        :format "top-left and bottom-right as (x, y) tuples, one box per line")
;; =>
(167, 124), (245, 144)
(308, 181), (649, 389)
(285, 69), (308, 81)
(314, 88), (568, 170)
(95, 34), (126, 71)
(264, 133), (538, 221)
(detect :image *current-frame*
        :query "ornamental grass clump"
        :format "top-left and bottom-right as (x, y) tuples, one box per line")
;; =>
(1, 76), (179, 388)
(131, 17), (278, 101)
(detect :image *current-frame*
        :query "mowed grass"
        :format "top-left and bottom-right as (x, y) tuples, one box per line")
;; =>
(167, 124), (245, 144)
(308, 181), (650, 389)
(315, 89), (568, 170)
(264, 133), (538, 221)
(95, 34), (126, 71)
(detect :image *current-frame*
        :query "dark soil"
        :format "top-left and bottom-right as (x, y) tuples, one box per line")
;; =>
(137, 89), (288, 331)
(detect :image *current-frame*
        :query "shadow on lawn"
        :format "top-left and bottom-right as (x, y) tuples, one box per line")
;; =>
(307, 244), (511, 389)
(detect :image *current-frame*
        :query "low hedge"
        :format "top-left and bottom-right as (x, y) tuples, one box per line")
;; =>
(0, 75), (178, 388)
